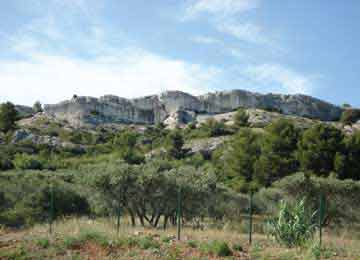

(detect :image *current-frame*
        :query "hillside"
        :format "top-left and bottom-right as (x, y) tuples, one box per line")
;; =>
(1, 91), (360, 260)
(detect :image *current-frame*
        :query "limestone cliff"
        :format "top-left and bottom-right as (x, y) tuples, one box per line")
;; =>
(44, 90), (343, 127)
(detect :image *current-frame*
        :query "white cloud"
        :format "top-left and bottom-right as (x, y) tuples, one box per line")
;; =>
(228, 49), (245, 59)
(216, 21), (270, 45)
(0, 49), (220, 106)
(184, 0), (258, 19)
(245, 64), (315, 94)
(191, 35), (222, 45)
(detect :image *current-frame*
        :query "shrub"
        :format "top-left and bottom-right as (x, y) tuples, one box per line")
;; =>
(233, 108), (249, 128)
(297, 124), (344, 177)
(201, 118), (229, 137)
(36, 238), (50, 249)
(0, 102), (18, 133)
(64, 230), (109, 248)
(200, 240), (232, 257)
(186, 240), (198, 248)
(166, 129), (185, 160)
(33, 101), (43, 113)
(232, 243), (243, 252)
(13, 154), (43, 170)
(267, 198), (316, 248)
(0, 156), (14, 171)
(137, 236), (160, 250)
(340, 109), (360, 125)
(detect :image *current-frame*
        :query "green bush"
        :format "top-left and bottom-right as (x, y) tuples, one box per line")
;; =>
(36, 238), (50, 249)
(186, 240), (198, 248)
(340, 109), (360, 125)
(233, 108), (249, 128)
(64, 230), (109, 248)
(0, 172), (90, 227)
(271, 173), (360, 225)
(0, 102), (18, 133)
(0, 156), (13, 170)
(200, 240), (232, 257)
(232, 243), (243, 252)
(200, 118), (229, 137)
(137, 236), (160, 250)
(267, 198), (316, 248)
(13, 154), (43, 170)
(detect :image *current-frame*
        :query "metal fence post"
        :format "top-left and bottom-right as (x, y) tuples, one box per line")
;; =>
(116, 192), (121, 235)
(177, 187), (182, 241)
(49, 183), (54, 235)
(319, 193), (326, 247)
(249, 191), (253, 245)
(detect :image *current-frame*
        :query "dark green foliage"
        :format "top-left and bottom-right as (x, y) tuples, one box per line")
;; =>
(166, 129), (185, 160)
(201, 118), (229, 137)
(340, 109), (360, 125)
(0, 102), (18, 133)
(338, 132), (360, 180)
(36, 238), (50, 249)
(113, 130), (144, 164)
(223, 129), (262, 192)
(13, 154), (43, 170)
(0, 156), (14, 170)
(255, 119), (300, 186)
(33, 101), (43, 113)
(0, 172), (90, 227)
(233, 108), (249, 128)
(86, 161), (219, 228)
(262, 173), (360, 225)
(232, 243), (243, 252)
(297, 124), (345, 177)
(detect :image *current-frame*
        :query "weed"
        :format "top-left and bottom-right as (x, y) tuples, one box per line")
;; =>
(160, 235), (172, 243)
(186, 240), (198, 248)
(63, 230), (109, 248)
(267, 199), (316, 248)
(137, 236), (160, 250)
(249, 243), (263, 259)
(232, 242), (243, 252)
(200, 240), (232, 257)
(36, 238), (50, 249)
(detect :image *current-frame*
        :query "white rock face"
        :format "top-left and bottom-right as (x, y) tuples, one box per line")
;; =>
(44, 89), (343, 127)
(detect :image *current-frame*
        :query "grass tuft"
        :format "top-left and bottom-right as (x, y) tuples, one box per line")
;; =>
(200, 240), (232, 257)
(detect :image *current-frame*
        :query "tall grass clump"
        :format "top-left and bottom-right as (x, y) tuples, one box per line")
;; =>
(267, 198), (316, 248)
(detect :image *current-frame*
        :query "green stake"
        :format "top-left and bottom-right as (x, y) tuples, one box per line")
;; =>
(319, 193), (326, 247)
(248, 191), (253, 245)
(177, 187), (182, 241)
(49, 183), (54, 235)
(116, 193), (121, 235)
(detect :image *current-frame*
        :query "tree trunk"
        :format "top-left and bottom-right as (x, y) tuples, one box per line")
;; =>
(163, 215), (169, 230)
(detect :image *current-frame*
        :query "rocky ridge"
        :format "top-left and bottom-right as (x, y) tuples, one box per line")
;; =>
(44, 90), (343, 128)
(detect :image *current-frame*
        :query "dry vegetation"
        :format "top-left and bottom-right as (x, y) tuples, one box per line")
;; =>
(1, 218), (359, 259)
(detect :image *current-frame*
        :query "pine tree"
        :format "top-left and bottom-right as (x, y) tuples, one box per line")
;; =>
(297, 124), (344, 176)
(223, 129), (261, 192)
(0, 102), (18, 133)
(255, 119), (300, 186)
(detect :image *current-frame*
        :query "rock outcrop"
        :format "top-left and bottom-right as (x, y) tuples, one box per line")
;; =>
(44, 90), (343, 127)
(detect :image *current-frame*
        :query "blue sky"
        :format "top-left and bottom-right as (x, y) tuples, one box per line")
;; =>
(0, 0), (359, 107)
